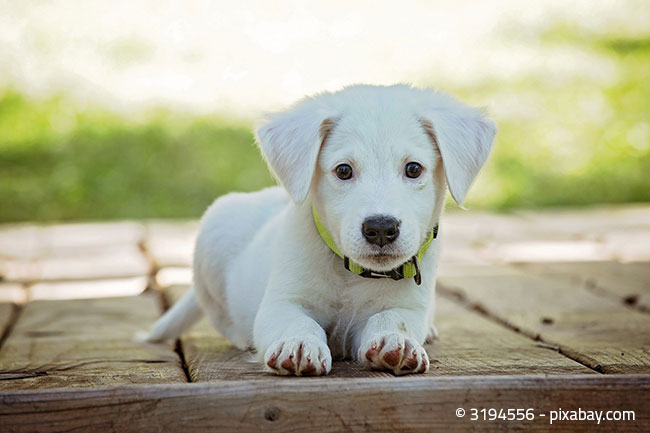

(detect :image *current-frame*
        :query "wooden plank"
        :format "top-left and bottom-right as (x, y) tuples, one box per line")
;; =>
(0, 245), (150, 283)
(0, 375), (648, 432)
(515, 205), (650, 240)
(455, 205), (650, 264)
(0, 222), (145, 260)
(514, 261), (650, 312)
(145, 221), (198, 268)
(441, 211), (533, 265)
(35, 245), (150, 281)
(165, 285), (592, 380)
(0, 224), (43, 260)
(0, 294), (187, 389)
(29, 276), (148, 301)
(438, 266), (650, 374)
(165, 285), (278, 381)
(0, 222), (148, 283)
(0, 283), (28, 304)
(482, 240), (612, 263)
(430, 297), (593, 375)
(601, 232), (650, 262)
(0, 303), (16, 340)
(155, 266), (192, 288)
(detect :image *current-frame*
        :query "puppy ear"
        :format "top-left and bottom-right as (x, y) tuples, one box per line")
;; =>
(255, 99), (336, 204)
(420, 105), (496, 206)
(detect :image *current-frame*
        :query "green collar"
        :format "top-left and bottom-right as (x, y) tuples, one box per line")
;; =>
(312, 207), (438, 285)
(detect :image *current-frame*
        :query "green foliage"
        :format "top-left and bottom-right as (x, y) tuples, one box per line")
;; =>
(0, 27), (648, 222)
(457, 28), (650, 210)
(0, 92), (273, 222)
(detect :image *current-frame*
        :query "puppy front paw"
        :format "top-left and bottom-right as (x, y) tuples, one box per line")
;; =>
(359, 333), (429, 375)
(264, 337), (332, 376)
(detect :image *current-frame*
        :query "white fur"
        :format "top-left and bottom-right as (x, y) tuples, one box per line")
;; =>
(147, 84), (495, 376)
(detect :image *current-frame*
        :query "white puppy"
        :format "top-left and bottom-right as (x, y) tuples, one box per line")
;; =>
(147, 84), (495, 376)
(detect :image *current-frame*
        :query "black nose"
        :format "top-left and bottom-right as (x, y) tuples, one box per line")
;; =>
(362, 215), (400, 247)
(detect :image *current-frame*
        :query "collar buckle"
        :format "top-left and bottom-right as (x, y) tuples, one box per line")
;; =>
(346, 256), (422, 284)
(411, 255), (422, 285)
(360, 268), (404, 281)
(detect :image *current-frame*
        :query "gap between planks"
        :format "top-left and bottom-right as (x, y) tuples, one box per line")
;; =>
(436, 262), (650, 374)
(436, 285), (603, 375)
(0, 294), (188, 389)
(0, 304), (22, 352)
(157, 287), (193, 383)
(136, 236), (161, 296)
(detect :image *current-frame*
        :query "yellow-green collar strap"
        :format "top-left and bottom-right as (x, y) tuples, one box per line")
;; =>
(312, 207), (438, 285)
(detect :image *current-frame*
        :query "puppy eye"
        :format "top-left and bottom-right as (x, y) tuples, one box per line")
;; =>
(335, 164), (353, 180)
(404, 162), (422, 179)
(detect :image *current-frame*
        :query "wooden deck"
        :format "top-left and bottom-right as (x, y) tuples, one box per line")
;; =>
(0, 205), (649, 432)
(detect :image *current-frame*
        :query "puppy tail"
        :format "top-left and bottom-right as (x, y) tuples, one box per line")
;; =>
(145, 288), (203, 342)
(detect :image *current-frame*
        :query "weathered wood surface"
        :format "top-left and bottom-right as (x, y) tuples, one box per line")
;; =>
(514, 261), (650, 312)
(145, 221), (198, 268)
(0, 222), (145, 260)
(29, 276), (148, 301)
(0, 206), (648, 431)
(165, 284), (593, 381)
(428, 297), (594, 375)
(0, 294), (187, 389)
(1, 375), (648, 432)
(0, 283), (27, 304)
(438, 265), (650, 373)
(444, 205), (650, 264)
(0, 245), (150, 283)
(0, 222), (148, 283)
(0, 303), (16, 339)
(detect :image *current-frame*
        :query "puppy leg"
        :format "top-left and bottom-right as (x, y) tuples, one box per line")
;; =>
(255, 302), (331, 376)
(356, 309), (430, 375)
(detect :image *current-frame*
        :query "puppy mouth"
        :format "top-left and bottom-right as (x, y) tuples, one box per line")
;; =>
(359, 252), (408, 268)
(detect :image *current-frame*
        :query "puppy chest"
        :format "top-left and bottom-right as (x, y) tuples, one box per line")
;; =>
(321, 296), (383, 360)
(325, 309), (365, 360)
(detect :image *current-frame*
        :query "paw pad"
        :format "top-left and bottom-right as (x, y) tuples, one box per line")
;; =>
(360, 334), (429, 375)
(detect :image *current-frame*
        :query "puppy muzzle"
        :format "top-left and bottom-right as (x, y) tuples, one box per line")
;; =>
(313, 207), (438, 285)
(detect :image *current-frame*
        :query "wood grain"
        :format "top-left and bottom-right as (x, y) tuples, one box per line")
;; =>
(0, 294), (187, 389)
(514, 261), (650, 312)
(165, 285), (276, 381)
(429, 297), (593, 375)
(0, 222), (144, 260)
(438, 265), (650, 373)
(1, 375), (648, 432)
(29, 277), (148, 301)
(0, 303), (16, 341)
(165, 284), (592, 381)
(1, 245), (150, 283)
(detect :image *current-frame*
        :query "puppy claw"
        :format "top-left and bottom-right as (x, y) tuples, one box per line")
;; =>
(359, 333), (429, 375)
(264, 337), (331, 376)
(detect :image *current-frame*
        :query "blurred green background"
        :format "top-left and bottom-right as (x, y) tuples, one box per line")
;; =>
(1, 3), (648, 222)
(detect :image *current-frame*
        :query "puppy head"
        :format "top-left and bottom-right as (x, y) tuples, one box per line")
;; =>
(256, 85), (495, 271)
